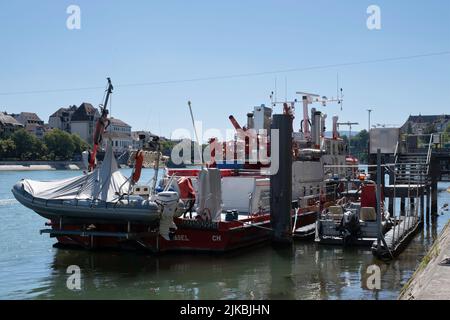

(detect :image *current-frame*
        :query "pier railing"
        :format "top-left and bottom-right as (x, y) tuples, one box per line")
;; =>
(388, 164), (421, 254)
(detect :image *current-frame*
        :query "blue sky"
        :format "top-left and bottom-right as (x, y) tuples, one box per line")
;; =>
(0, 0), (449, 139)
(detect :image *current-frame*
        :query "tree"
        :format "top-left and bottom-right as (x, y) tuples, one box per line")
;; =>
(11, 129), (46, 160)
(344, 130), (370, 164)
(0, 138), (16, 159)
(444, 123), (450, 145)
(160, 140), (177, 157)
(44, 129), (76, 160)
(71, 133), (89, 156)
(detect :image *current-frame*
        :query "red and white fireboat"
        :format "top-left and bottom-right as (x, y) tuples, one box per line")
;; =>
(12, 83), (349, 253)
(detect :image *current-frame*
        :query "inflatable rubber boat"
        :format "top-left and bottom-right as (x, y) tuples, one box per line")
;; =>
(12, 144), (182, 225)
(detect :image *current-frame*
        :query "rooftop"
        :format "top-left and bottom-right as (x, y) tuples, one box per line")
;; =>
(103, 131), (133, 140)
(50, 105), (77, 118)
(109, 117), (131, 127)
(71, 103), (100, 122)
(407, 114), (450, 123)
(0, 112), (23, 126)
(12, 112), (43, 124)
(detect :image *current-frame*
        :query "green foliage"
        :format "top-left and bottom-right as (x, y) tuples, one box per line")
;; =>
(0, 128), (91, 161)
(71, 133), (89, 155)
(0, 138), (16, 159)
(43, 129), (76, 160)
(11, 129), (47, 160)
(159, 140), (177, 157)
(445, 123), (450, 133)
(346, 130), (369, 164)
(443, 123), (450, 145)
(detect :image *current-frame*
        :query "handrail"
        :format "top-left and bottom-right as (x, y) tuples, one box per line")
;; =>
(393, 141), (400, 165)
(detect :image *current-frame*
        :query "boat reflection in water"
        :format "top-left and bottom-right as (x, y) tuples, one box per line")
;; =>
(33, 216), (440, 301)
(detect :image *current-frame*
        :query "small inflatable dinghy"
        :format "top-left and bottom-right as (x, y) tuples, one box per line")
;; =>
(12, 143), (180, 225)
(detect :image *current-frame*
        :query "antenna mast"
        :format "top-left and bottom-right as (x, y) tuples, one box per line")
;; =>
(187, 101), (203, 167)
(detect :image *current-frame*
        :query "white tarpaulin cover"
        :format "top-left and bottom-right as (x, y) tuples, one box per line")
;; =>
(21, 143), (130, 202)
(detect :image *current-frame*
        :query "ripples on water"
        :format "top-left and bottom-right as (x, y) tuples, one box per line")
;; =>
(0, 169), (449, 300)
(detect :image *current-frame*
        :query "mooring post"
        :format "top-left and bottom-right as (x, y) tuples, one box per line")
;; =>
(388, 169), (394, 214)
(270, 114), (293, 244)
(389, 197), (394, 215)
(430, 157), (439, 216)
(376, 149), (382, 250)
(400, 197), (406, 216)
(420, 193), (425, 222)
(426, 186), (431, 223)
(431, 182), (438, 215)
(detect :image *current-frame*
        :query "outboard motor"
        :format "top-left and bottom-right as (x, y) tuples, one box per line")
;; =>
(338, 210), (361, 244)
(156, 191), (180, 240)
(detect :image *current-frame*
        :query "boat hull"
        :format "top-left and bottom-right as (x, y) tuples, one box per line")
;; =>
(44, 210), (317, 253)
(12, 184), (161, 225)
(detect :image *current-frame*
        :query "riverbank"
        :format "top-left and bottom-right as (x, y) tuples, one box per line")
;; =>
(0, 161), (85, 171)
(399, 220), (450, 300)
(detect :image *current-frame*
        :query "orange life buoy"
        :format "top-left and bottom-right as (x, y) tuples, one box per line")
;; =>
(132, 151), (144, 183)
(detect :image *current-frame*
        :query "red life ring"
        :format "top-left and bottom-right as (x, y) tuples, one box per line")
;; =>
(132, 151), (144, 183)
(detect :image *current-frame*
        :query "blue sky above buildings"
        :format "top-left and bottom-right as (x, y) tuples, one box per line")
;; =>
(0, 0), (449, 140)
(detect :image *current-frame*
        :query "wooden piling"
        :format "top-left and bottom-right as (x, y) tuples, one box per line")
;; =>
(400, 197), (406, 216)
(430, 157), (439, 215)
(420, 193), (425, 222)
(426, 186), (431, 223)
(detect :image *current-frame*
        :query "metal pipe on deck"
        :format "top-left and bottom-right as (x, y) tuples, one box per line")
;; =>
(270, 114), (293, 244)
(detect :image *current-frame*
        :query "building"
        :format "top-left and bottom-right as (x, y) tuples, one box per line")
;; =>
(70, 103), (100, 144)
(12, 112), (44, 127)
(24, 123), (47, 139)
(104, 118), (133, 153)
(0, 112), (23, 138)
(11, 112), (46, 139)
(131, 130), (161, 150)
(401, 114), (450, 135)
(48, 105), (77, 132)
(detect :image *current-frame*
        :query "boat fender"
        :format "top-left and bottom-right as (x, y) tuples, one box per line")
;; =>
(132, 150), (144, 184)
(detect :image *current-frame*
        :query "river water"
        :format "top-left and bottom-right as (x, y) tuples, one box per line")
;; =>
(0, 169), (449, 300)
